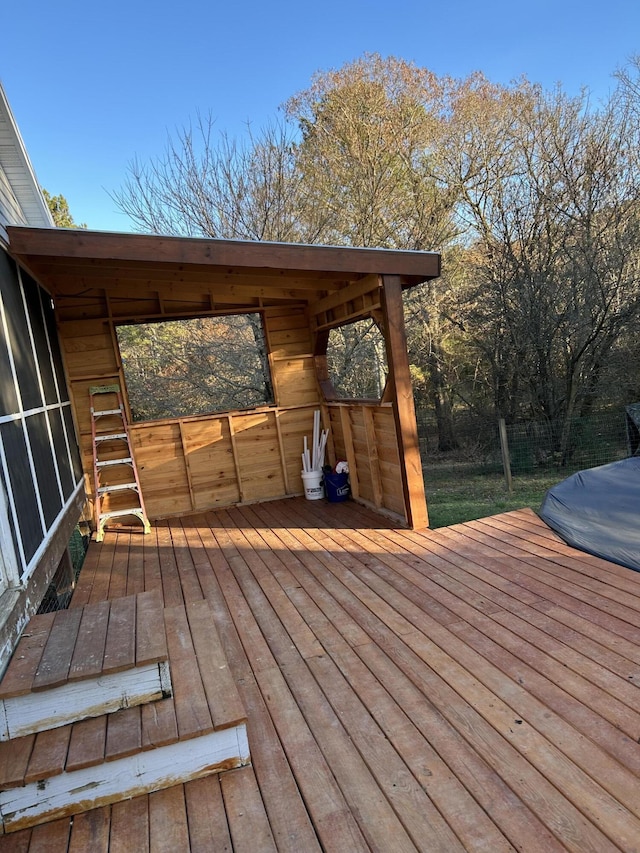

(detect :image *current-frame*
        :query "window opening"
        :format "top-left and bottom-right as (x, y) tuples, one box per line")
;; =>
(116, 314), (274, 421)
(326, 318), (388, 400)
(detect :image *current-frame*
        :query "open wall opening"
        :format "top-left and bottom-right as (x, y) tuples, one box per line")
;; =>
(326, 317), (388, 401)
(116, 313), (274, 422)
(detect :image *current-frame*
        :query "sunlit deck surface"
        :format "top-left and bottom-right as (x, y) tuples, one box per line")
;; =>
(4, 497), (640, 852)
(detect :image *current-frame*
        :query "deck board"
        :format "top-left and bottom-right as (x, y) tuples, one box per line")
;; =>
(23, 499), (640, 851)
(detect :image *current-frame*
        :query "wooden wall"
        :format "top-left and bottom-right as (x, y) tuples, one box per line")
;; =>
(326, 403), (403, 518)
(57, 280), (412, 526)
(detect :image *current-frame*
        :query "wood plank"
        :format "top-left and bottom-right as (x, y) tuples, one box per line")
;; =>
(1, 726), (248, 834)
(185, 600), (246, 730)
(102, 595), (136, 674)
(178, 421), (197, 512)
(66, 715), (106, 772)
(166, 520), (204, 605)
(362, 406), (384, 507)
(163, 606), (213, 739)
(125, 531), (145, 595)
(135, 589), (168, 665)
(68, 805), (110, 853)
(87, 535), (117, 605)
(184, 776), (232, 853)
(109, 795), (149, 853)
(0, 613), (55, 699)
(142, 525), (163, 597)
(338, 406), (360, 499)
(141, 696), (179, 749)
(67, 600), (110, 682)
(0, 827), (30, 851)
(155, 522), (184, 607)
(0, 735), (34, 789)
(149, 786), (190, 853)
(309, 274), (380, 317)
(24, 727), (71, 784)
(106, 532), (130, 600)
(27, 817), (71, 853)
(32, 608), (83, 691)
(67, 537), (99, 609)
(221, 767), (277, 853)
(105, 707), (142, 761)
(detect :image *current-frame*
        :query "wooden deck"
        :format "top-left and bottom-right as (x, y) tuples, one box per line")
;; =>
(2, 497), (640, 851)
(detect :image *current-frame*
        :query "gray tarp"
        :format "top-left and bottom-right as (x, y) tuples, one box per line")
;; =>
(539, 456), (640, 573)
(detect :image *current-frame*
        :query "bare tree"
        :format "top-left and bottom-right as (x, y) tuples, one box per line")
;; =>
(442, 77), (640, 457)
(113, 115), (330, 243)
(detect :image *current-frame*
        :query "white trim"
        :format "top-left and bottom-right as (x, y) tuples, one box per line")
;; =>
(0, 428), (27, 575)
(17, 267), (65, 506)
(38, 290), (79, 482)
(0, 724), (250, 832)
(0, 400), (72, 426)
(20, 479), (84, 583)
(0, 478), (19, 587)
(0, 661), (172, 740)
(0, 278), (46, 553)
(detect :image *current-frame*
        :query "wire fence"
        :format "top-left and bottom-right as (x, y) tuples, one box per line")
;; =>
(37, 524), (90, 615)
(417, 408), (631, 483)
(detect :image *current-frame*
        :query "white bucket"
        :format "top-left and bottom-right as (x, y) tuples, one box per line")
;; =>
(301, 470), (324, 500)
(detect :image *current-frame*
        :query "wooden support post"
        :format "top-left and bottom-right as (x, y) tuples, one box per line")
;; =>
(380, 275), (429, 529)
(498, 418), (513, 495)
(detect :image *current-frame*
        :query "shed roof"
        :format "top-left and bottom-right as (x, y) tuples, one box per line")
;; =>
(7, 226), (441, 302)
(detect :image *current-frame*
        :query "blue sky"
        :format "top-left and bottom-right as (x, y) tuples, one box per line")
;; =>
(3, 0), (639, 232)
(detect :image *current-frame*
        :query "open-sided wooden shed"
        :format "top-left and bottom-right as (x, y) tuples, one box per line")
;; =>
(7, 226), (440, 532)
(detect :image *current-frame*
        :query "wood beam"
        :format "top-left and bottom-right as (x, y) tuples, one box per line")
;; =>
(380, 275), (428, 529)
(309, 274), (380, 317)
(8, 226), (441, 280)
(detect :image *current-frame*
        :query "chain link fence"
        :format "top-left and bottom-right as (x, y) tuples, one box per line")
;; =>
(417, 408), (631, 482)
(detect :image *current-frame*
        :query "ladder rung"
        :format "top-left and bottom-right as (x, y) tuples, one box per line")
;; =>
(90, 384), (121, 395)
(95, 433), (127, 442)
(99, 508), (145, 521)
(98, 483), (138, 494)
(96, 458), (133, 467)
(91, 408), (123, 417)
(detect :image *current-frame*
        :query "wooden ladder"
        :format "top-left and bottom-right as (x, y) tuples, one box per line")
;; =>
(90, 384), (151, 542)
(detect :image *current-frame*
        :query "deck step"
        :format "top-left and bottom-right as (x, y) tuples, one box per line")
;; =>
(0, 600), (249, 833)
(0, 591), (171, 740)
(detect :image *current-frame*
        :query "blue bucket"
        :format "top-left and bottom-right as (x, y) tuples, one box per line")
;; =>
(324, 471), (350, 503)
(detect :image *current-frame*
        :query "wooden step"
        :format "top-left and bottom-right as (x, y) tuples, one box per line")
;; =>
(0, 591), (171, 741)
(0, 600), (249, 833)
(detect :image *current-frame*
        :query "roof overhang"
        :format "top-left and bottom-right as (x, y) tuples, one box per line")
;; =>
(0, 88), (54, 230)
(7, 227), (440, 294)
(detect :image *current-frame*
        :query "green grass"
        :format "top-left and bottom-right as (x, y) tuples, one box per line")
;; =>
(424, 466), (562, 529)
